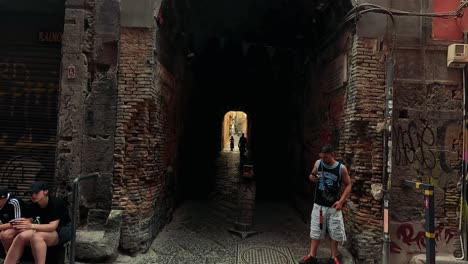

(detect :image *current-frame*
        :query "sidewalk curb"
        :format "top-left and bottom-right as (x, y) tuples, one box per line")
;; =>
(409, 254), (468, 264)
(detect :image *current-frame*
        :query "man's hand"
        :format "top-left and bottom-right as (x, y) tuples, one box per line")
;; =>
(332, 200), (344, 211)
(309, 173), (319, 183)
(11, 218), (31, 232)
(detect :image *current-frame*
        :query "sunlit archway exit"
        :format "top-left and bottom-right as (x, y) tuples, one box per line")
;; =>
(222, 111), (248, 152)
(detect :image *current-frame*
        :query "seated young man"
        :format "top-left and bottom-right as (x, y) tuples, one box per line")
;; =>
(3, 181), (71, 264)
(0, 187), (26, 254)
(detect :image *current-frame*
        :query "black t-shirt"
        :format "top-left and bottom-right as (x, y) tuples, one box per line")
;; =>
(26, 196), (71, 228)
(0, 194), (25, 224)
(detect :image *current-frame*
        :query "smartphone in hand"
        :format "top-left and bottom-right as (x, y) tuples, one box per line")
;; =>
(9, 218), (25, 224)
(309, 172), (319, 182)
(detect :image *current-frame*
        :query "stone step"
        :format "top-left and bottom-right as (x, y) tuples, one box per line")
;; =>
(410, 254), (468, 264)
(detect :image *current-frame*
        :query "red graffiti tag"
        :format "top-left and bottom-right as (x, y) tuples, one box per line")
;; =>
(393, 223), (454, 253)
(396, 224), (426, 250)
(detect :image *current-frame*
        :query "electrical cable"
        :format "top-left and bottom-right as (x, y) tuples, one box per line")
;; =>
(336, 1), (468, 57)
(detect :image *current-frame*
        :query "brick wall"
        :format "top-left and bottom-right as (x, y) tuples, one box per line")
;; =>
(303, 34), (386, 264)
(342, 36), (386, 263)
(114, 27), (177, 253)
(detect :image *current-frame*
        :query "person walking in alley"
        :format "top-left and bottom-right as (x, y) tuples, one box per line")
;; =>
(230, 136), (235, 151)
(238, 133), (247, 158)
(0, 187), (26, 254)
(299, 144), (352, 264)
(3, 181), (72, 264)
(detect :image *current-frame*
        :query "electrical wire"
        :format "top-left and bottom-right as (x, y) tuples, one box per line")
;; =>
(315, 1), (468, 65)
(337, 1), (468, 57)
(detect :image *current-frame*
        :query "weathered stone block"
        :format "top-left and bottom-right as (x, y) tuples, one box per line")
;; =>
(76, 210), (123, 262)
(84, 105), (117, 135)
(81, 136), (115, 174)
(121, 0), (155, 28)
(66, 0), (85, 7)
(62, 9), (86, 53)
(87, 209), (110, 230)
(85, 72), (117, 105)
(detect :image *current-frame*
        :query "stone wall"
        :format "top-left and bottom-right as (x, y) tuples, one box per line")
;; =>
(58, 0), (119, 213)
(390, 47), (463, 263)
(56, 3), (90, 198)
(114, 27), (177, 253)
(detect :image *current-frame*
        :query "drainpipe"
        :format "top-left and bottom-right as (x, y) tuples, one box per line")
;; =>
(382, 56), (395, 264)
(460, 32), (468, 261)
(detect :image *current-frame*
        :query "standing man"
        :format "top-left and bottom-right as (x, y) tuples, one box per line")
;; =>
(299, 145), (352, 264)
(0, 187), (26, 254)
(238, 133), (247, 159)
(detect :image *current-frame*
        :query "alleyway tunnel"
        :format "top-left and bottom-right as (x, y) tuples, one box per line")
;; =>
(158, 0), (353, 203)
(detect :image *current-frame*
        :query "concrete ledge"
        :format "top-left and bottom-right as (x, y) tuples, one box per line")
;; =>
(409, 254), (468, 264)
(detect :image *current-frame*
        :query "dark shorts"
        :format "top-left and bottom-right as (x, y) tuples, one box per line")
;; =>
(57, 223), (72, 245)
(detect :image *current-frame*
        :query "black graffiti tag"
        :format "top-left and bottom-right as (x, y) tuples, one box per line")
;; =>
(395, 121), (436, 169)
(436, 120), (460, 173)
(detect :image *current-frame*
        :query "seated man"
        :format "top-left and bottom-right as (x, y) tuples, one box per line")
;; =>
(3, 181), (71, 264)
(0, 187), (26, 254)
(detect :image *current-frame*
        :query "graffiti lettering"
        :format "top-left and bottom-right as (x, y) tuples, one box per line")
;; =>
(38, 32), (62, 43)
(436, 120), (460, 173)
(395, 121), (436, 169)
(0, 55), (59, 198)
(391, 223), (454, 253)
(395, 223), (427, 250)
(0, 156), (46, 196)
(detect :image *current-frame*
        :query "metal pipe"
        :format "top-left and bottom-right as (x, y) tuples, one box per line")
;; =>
(382, 56), (395, 264)
(460, 30), (468, 262)
(69, 173), (99, 264)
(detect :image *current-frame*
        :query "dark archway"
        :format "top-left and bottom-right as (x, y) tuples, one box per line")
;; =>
(159, 0), (354, 201)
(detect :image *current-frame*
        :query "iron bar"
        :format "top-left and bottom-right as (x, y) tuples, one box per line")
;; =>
(69, 173), (99, 264)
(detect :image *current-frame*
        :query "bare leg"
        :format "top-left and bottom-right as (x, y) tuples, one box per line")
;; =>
(330, 240), (339, 258)
(310, 239), (320, 257)
(30, 231), (59, 264)
(3, 230), (33, 264)
(30, 234), (47, 264)
(0, 229), (18, 252)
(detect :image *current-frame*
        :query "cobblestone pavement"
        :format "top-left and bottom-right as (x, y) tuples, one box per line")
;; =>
(113, 151), (355, 264)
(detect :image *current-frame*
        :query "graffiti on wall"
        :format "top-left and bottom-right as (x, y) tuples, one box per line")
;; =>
(390, 222), (455, 262)
(394, 120), (461, 185)
(394, 121), (436, 169)
(391, 223), (454, 253)
(0, 56), (59, 196)
(0, 155), (47, 195)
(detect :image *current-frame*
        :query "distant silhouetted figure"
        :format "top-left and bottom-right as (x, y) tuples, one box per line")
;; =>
(230, 136), (234, 151)
(238, 133), (247, 158)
